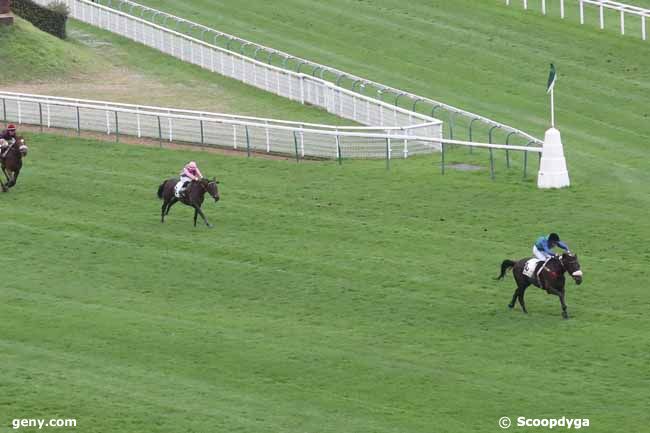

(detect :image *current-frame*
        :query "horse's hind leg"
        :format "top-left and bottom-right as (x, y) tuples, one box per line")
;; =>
(517, 286), (529, 314)
(161, 201), (168, 223)
(165, 198), (178, 216)
(508, 289), (519, 309)
(193, 208), (198, 227)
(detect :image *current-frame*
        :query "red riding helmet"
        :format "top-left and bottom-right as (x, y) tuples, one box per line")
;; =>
(7, 124), (16, 131)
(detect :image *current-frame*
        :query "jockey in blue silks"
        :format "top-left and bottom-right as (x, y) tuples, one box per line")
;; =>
(533, 233), (569, 261)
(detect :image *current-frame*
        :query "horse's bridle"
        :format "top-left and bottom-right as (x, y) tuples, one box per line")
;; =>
(557, 254), (583, 278)
(198, 180), (219, 199)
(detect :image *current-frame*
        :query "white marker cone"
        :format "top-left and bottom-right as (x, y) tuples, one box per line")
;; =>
(537, 128), (570, 189)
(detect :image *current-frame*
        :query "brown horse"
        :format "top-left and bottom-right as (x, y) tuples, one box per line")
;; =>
(496, 252), (583, 319)
(1, 136), (28, 191)
(157, 177), (220, 227)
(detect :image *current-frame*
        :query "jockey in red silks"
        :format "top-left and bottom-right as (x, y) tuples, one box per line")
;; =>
(0, 124), (17, 157)
(174, 161), (203, 198)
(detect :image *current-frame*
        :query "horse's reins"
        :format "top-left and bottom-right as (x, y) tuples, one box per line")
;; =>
(537, 257), (562, 290)
(0, 139), (16, 159)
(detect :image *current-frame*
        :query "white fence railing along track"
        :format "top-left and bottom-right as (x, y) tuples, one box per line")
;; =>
(81, 0), (543, 147)
(505, 0), (650, 40)
(31, 0), (442, 147)
(0, 92), (442, 159)
(0, 92), (542, 178)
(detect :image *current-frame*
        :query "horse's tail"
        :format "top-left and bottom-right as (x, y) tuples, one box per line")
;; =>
(496, 260), (516, 280)
(157, 181), (166, 199)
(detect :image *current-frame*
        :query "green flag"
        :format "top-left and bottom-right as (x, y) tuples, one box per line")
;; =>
(546, 63), (557, 94)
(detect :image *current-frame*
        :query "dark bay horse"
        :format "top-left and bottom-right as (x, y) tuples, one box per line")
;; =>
(496, 252), (583, 319)
(157, 177), (220, 227)
(1, 136), (28, 191)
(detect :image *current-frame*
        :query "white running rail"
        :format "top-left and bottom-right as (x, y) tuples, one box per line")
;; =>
(505, 0), (650, 40)
(0, 91), (443, 159)
(81, 0), (543, 146)
(0, 92), (542, 175)
(31, 0), (441, 147)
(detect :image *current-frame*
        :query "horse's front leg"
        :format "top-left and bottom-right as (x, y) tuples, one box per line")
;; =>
(547, 287), (568, 319)
(194, 206), (212, 228)
(193, 208), (198, 227)
(3, 168), (12, 185)
(560, 293), (569, 319)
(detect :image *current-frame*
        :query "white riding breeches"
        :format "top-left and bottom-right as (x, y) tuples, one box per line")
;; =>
(174, 176), (191, 197)
(532, 245), (553, 261)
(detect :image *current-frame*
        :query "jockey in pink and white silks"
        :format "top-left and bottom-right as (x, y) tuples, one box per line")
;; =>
(174, 161), (203, 198)
(533, 233), (570, 261)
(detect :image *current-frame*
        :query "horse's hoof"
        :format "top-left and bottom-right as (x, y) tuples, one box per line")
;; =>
(562, 312), (569, 319)
(508, 304), (514, 309)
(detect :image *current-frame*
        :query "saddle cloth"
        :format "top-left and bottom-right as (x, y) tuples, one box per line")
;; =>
(523, 258), (542, 279)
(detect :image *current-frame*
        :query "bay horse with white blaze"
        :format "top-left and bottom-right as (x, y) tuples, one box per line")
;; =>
(1, 136), (28, 191)
(157, 177), (220, 227)
(496, 252), (583, 319)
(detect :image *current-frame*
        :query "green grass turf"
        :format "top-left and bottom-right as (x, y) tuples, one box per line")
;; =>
(1, 1), (649, 432)
(0, 132), (648, 433)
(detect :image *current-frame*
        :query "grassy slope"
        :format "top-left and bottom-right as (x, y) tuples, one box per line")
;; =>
(0, 18), (348, 124)
(1, 132), (648, 433)
(1, 2), (649, 433)
(0, 18), (96, 81)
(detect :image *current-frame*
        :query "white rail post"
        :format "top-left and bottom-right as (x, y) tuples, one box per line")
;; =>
(232, 124), (237, 149)
(542, 0), (546, 15)
(580, 1), (585, 24)
(641, 15), (647, 41)
(620, 10), (625, 35)
(600, 5), (605, 29)
(265, 121), (270, 152)
(524, 0), (528, 10)
(560, 0), (565, 19)
(300, 124), (305, 157)
(300, 75), (305, 104)
(168, 110), (173, 141)
(135, 107), (142, 138)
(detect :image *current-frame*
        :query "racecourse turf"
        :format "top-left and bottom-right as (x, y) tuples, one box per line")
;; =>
(0, 131), (648, 433)
(1, 1), (650, 432)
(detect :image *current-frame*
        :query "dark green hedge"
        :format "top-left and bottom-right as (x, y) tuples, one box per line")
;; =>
(12, 0), (69, 39)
